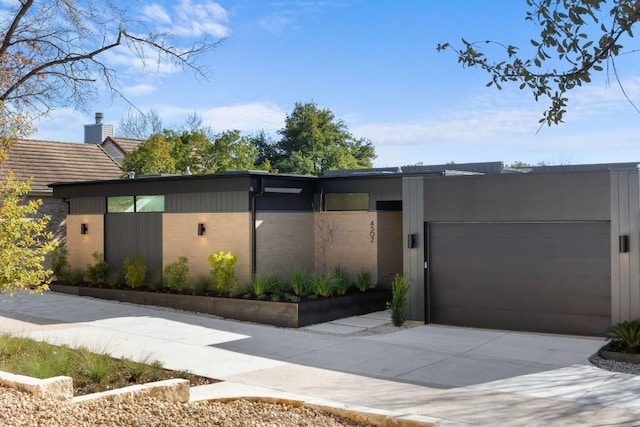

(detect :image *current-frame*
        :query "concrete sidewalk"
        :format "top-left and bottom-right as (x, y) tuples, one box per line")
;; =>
(1, 291), (639, 426)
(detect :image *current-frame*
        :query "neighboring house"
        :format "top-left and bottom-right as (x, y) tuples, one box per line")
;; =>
(0, 113), (143, 241)
(100, 136), (145, 165)
(1, 139), (123, 241)
(51, 161), (640, 336)
(84, 112), (144, 165)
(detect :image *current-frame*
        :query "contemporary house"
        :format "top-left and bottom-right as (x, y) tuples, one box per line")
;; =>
(50, 161), (640, 336)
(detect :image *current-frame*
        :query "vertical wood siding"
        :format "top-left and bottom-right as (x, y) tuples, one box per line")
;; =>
(165, 192), (249, 212)
(105, 213), (163, 279)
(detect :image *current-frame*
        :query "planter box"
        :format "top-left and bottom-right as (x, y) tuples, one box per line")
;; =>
(49, 284), (391, 328)
(598, 349), (640, 365)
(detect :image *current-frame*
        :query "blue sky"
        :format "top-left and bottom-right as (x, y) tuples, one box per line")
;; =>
(32, 0), (640, 167)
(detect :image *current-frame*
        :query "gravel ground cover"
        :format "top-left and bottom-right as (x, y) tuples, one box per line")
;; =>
(589, 354), (640, 375)
(0, 386), (375, 427)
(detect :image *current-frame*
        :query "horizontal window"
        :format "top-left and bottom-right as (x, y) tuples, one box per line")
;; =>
(107, 196), (135, 213)
(325, 193), (369, 211)
(136, 195), (165, 212)
(107, 195), (164, 213)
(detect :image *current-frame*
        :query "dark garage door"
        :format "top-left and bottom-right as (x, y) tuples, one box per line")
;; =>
(428, 222), (611, 336)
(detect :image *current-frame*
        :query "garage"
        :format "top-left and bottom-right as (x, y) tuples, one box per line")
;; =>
(427, 222), (611, 336)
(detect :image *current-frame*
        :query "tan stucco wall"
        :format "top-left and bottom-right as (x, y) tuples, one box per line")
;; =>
(256, 212), (314, 279)
(163, 213), (252, 286)
(66, 215), (104, 271)
(314, 211), (378, 284)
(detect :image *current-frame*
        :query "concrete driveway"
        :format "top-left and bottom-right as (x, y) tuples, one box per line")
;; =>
(1, 291), (639, 426)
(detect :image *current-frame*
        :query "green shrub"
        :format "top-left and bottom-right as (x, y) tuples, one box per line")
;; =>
(310, 273), (333, 297)
(389, 273), (409, 327)
(85, 251), (108, 284)
(192, 275), (210, 294)
(266, 276), (289, 296)
(106, 271), (123, 287)
(50, 245), (69, 278)
(123, 255), (146, 288)
(356, 270), (371, 292)
(81, 352), (110, 384)
(251, 273), (269, 297)
(290, 266), (307, 296)
(207, 251), (237, 295)
(66, 268), (85, 285)
(164, 256), (190, 292)
(147, 272), (163, 291)
(229, 282), (249, 298)
(606, 320), (640, 353)
(333, 266), (351, 296)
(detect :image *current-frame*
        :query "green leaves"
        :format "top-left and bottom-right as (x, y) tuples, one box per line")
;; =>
(606, 320), (640, 353)
(271, 102), (376, 175)
(0, 172), (56, 293)
(437, 0), (640, 125)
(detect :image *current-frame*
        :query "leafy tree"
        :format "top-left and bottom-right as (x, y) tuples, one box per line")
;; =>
(249, 130), (279, 167)
(169, 130), (212, 174)
(122, 129), (270, 175)
(265, 102), (376, 175)
(0, 100), (56, 293)
(122, 134), (176, 176)
(0, 171), (55, 293)
(208, 130), (270, 173)
(437, 0), (640, 126)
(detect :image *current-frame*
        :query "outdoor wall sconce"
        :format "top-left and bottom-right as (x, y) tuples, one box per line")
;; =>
(80, 223), (88, 235)
(620, 235), (630, 253)
(197, 223), (206, 236)
(407, 233), (417, 249)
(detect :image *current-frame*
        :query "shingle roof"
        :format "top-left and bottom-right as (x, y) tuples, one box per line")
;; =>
(102, 136), (144, 153)
(1, 139), (123, 195)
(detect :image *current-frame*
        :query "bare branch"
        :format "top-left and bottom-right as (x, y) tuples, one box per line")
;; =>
(0, 0), (223, 115)
(0, 0), (33, 57)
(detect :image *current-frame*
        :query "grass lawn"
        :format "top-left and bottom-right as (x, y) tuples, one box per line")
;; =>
(0, 333), (215, 395)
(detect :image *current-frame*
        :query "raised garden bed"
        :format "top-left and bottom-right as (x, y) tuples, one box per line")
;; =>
(49, 283), (391, 328)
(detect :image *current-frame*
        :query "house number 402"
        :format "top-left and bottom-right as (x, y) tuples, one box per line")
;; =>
(370, 220), (375, 243)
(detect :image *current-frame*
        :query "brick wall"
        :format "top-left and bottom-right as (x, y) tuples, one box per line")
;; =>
(255, 212), (314, 279)
(314, 211), (378, 284)
(25, 196), (68, 269)
(35, 196), (68, 243)
(163, 213), (252, 285)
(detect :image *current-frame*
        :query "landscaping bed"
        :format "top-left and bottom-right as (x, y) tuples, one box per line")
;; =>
(50, 283), (391, 328)
(0, 333), (214, 396)
(592, 320), (640, 372)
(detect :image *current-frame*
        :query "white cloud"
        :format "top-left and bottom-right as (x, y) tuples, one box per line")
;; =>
(144, 0), (231, 39)
(142, 4), (172, 24)
(155, 102), (286, 133)
(259, 11), (296, 35)
(123, 84), (156, 97)
(100, 43), (181, 76)
(30, 108), (89, 143)
(353, 77), (640, 167)
(174, 0), (230, 38)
